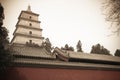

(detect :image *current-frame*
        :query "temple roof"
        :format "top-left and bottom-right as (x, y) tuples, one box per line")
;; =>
(54, 47), (120, 64)
(11, 44), (56, 59)
(11, 45), (120, 70)
(13, 57), (120, 70)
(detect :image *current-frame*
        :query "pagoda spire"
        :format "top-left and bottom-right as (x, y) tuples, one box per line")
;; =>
(27, 5), (31, 12)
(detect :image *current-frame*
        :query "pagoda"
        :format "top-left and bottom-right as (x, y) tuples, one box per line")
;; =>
(11, 5), (44, 46)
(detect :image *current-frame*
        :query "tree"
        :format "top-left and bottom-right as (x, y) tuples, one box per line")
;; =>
(90, 45), (95, 53)
(65, 44), (69, 50)
(0, 3), (12, 75)
(103, 0), (120, 34)
(61, 46), (65, 50)
(44, 38), (52, 52)
(90, 43), (110, 55)
(76, 40), (83, 52)
(0, 3), (4, 26)
(114, 49), (120, 57)
(61, 44), (74, 51)
(69, 46), (74, 51)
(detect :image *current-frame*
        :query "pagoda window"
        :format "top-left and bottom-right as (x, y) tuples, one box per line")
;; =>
(29, 40), (32, 44)
(29, 23), (32, 26)
(29, 16), (32, 19)
(29, 31), (32, 35)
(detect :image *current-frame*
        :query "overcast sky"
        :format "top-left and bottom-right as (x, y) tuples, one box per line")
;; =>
(0, 0), (120, 54)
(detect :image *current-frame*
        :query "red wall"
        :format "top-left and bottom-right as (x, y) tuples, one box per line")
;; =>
(5, 67), (120, 80)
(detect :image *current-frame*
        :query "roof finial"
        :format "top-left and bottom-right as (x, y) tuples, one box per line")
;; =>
(27, 5), (31, 12)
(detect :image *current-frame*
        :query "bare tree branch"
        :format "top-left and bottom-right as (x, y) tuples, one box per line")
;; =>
(103, 0), (120, 35)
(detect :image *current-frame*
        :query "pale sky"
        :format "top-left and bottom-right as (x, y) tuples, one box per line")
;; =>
(0, 0), (120, 55)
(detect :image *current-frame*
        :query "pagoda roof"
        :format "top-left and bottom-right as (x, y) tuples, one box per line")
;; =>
(21, 10), (39, 16)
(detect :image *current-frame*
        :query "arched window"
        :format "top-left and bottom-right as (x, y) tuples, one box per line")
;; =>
(29, 40), (32, 44)
(29, 31), (32, 35)
(29, 16), (32, 19)
(29, 23), (32, 26)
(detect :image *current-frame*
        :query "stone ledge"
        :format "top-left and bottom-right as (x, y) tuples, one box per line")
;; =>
(12, 58), (120, 71)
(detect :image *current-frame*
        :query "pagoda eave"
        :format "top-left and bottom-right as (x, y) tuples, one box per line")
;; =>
(13, 25), (42, 35)
(15, 33), (44, 39)
(21, 10), (39, 16)
(19, 17), (41, 23)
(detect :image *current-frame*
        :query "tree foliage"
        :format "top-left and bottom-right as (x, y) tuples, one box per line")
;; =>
(90, 43), (111, 55)
(43, 38), (52, 52)
(69, 46), (74, 51)
(114, 49), (120, 57)
(103, 0), (120, 34)
(61, 44), (74, 51)
(65, 44), (69, 50)
(0, 3), (12, 75)
(0, 3), (4, 26)
(76, 40), (83, 52)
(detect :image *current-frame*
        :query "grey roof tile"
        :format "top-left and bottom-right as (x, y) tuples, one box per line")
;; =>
(11, 44), (56, 59)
